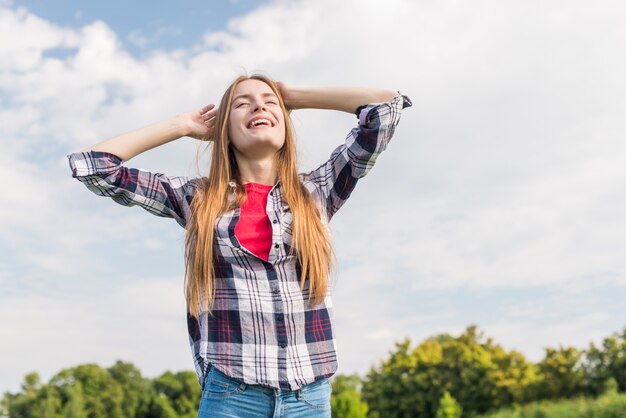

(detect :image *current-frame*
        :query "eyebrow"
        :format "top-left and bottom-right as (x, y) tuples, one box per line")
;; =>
(232, 92), (278, 102)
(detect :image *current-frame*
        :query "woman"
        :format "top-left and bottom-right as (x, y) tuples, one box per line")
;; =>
(67, 74), (411, 417)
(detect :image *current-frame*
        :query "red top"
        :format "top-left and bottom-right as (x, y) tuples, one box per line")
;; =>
(234, 182), (274, 261)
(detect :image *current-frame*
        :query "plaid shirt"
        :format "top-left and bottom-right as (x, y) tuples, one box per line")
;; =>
(67, 93), (411, 391)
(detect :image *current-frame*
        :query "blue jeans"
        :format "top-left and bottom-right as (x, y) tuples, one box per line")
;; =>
(197, 365), (332, 417)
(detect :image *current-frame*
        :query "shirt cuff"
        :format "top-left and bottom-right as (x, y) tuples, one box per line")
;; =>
(67, 151), (123, 178)
(354, 92), (412, 118)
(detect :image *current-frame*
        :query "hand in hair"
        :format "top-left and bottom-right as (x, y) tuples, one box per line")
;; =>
(276, 81), (294, 111)
(178, 103), (218, 141)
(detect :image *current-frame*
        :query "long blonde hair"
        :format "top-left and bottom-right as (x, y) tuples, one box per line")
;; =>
(184, 74), (333, 318)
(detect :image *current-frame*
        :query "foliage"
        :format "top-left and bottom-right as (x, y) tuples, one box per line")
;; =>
(435, 391), (462, 418)
(4, 326), (626, 418)
(583, 328), (626, 396)
(331, 374), (368, 418)
(1, 363), (200, 418)
(107, 361), (155, 418)
(151, 370), (200, 418)
(476, 392), (626, 418)
(531, 346), (586, 400)
(362, 326), (538, 418)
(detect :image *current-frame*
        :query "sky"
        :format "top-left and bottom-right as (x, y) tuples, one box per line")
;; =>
(1, 0), (626, 396)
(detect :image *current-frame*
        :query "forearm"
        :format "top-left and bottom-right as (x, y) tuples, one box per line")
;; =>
(81, 117), (189, 162)
(284, 86), (398, 114)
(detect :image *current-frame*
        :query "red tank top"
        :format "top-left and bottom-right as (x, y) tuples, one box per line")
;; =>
(234, 182), (273, 261)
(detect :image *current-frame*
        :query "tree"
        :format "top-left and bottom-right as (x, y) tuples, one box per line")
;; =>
(152, 370), (200, 418)
(49, 364), (124, 418)
(533, 346), (585, 400)
(362, 326), (538, 418)
(148, 395), (179, 418)
(584, 328), (626, 396)
(435, 391), (462, 418)
(1, 372), (61, 418)
(107, 361), (155, 418)
(2, 362), (202, 418)
(362, 337), (433, 418)
(61, 380), (86, 418)
(330, 374), (368, 418)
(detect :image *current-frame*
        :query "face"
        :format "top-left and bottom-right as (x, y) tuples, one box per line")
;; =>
(227, 79), (286, 159)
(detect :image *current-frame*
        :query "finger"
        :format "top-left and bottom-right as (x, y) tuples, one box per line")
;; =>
(202, 111), (218, 121)
(199, 104), (215, 114)
(201, 109), (218, 120)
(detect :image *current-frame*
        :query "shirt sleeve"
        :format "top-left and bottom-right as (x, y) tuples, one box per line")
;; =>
(302, 92), (412, 220)
(67, 151), (199, 228)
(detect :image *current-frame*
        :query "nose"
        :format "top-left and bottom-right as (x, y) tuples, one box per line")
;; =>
(252, 98), (267, 113)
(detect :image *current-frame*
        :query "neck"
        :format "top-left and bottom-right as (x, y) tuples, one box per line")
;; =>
(234, 152), (278, 186)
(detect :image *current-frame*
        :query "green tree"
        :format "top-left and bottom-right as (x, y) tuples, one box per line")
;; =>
(533, 346), (585, 400)
(1, 361), (206, 418)
(435, 391), (462, 418)
(3, 373), (41, 418)
(49, 364), (124, 418)
(33, 384), (62, 418)
(61, 380), (86, 418)
(148, 395), (179, 418)
(1, 372), (62, 418)
(362, 338), (430, 418)
(330, 374), (368, 418)
(152, 370), (200, 418)
(362, 326), (538, 418)
(584, 328), (626, 396)
(107, 360), (155, 418)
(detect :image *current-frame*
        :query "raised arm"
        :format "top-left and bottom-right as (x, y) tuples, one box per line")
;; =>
(81, 104), (218, 161)
(289, 84), (412, 220)
(278, 84), (398, 114)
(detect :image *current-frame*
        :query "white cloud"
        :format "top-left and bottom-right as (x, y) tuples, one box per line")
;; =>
(486, 311), (615, 361)
(0, 6), (80, 71)
(0, 277), (189, 394)
(127, 26), (183, 50)
(127, 29), (149, 49)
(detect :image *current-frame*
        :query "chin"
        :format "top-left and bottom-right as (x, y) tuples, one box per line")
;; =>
(233, 140), (284, 159)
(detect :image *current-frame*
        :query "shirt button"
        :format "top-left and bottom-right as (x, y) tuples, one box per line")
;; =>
(272, 219), (278, 224)
(274, 244), (279, 249)
(272, 289), (280, 294)
(276, 314), (283, 321)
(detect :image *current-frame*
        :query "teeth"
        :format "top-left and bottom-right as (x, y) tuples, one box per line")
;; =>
(249, 118), (272, 128)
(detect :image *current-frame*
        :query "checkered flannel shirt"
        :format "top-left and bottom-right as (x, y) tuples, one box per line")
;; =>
(67, 93), (411, 391)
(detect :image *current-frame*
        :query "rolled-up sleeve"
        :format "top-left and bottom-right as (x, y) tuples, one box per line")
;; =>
(67, 151), (198, 228)
(303, 93), (412, 220)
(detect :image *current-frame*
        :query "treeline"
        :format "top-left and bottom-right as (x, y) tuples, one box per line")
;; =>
(0, 362), (201, 418)
(2, 326), (625, 418)
(477, 391), (626, 418)
(360, 325), (626, 417)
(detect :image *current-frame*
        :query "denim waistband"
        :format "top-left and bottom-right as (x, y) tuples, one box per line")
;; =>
(205, 363), (330, 395)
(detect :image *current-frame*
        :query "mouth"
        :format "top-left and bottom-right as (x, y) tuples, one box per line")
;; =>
(247, 117), (275, 129)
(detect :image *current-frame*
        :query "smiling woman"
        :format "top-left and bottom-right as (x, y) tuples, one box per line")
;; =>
(228, 79), (286, 170)
(66, 73), (411, 417)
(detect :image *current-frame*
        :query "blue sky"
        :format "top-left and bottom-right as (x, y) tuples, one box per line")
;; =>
(2, 0), (626, 397)
(16, 0), (269, 54)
